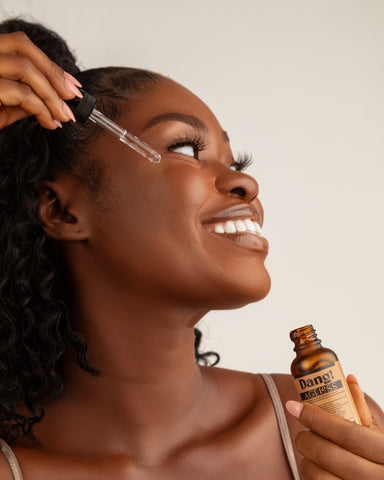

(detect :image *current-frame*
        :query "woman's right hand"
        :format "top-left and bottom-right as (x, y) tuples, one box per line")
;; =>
(0, 31), (82, 130)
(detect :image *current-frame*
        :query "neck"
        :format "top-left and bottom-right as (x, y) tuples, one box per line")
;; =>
(44, 269), (212, 461)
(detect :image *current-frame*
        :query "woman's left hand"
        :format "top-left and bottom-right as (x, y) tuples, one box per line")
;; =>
(286, 375), (384, 479)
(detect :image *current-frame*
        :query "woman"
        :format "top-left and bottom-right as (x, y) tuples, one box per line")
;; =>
(0, 18), (383, 479)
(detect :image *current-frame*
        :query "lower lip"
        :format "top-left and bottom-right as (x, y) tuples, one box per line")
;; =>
(205, 230), (269, 253)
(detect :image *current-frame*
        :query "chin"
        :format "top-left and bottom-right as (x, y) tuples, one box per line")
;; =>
(235, 265), (271, 302)
(206, 269), (272, 310)
(233, 276), (271, 308)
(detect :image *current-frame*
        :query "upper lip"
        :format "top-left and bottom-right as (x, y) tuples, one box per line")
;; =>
(202, 203), (262, 226)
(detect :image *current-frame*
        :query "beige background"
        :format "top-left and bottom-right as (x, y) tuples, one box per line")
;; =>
(1, 0), (383, 406)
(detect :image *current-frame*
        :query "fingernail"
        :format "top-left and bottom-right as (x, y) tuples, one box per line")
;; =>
(286, 400), (304, 419)
(347, 374), (359, 385)
(64, 71), (82, 88)
(64, 75), (83, 98)
(62, 102), (76, 123)
(53, 119), (62, 128)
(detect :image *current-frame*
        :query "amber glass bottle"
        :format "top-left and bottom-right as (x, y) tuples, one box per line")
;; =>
(290, 324), (361, 424)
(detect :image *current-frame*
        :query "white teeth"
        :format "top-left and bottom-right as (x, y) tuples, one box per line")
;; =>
(214, 224), (225, 233)
(208, 218), (264, 236)
(253, 221), (263, 235)
(224, 221), (237, 233)
(235, 220), (247, 232)
(244, 219), (256, 232)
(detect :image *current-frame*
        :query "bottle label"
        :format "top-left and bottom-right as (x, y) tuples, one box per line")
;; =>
(293, 361), (361, 424)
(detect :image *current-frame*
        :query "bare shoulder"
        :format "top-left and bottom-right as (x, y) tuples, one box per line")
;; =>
(199, 367), (297, 430)
(200, 365), (279, 404)
(198, 368), (300, 476)
(201, 366), (300, 405)
(201, 367), (303, 434)
(204, 369), (305, 446)
(204, 368), (299, 399)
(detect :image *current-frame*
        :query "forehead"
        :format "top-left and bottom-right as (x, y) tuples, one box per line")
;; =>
(122, 79), (224, 134)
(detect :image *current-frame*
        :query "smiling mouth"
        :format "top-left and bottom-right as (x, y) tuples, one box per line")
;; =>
(202, 218), (269, 253)
(203, 218), (264, 236)
(201, 204), (268, 253)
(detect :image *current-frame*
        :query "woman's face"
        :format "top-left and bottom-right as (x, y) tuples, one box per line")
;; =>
(81, 79), (271, 309)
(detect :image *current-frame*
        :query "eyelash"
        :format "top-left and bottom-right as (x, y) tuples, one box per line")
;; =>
(231, 152), (254, 172)
(168, 133), (207, 160)
(168, 134), (254, 172)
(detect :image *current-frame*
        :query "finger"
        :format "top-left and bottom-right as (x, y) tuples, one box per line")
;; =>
(296, 429), (384, 480)
(0, 105), (29, 127)
(0, 31), (82, 100)
(0, 78), (61, 129)
(286, 400), (384, 464)
(300, 458), (342, 480)
(0, 52), (76, 124)
(347, 374), (376, 428)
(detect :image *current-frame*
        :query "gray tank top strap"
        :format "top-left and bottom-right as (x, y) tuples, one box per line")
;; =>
(260, 373), (302, 480)
(0, 438), (23, 480)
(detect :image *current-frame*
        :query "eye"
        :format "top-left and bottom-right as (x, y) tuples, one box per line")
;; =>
(170, 143), (199, 160)
(171, 144), (197, 158)
(168, 134), (207, 161)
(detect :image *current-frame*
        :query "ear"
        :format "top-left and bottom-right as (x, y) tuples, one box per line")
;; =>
(36, 177), (89, 242)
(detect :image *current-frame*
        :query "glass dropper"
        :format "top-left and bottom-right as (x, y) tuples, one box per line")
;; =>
(67, 90), (161, 164)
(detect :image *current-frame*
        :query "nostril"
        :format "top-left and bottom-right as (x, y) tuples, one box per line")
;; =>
(215, 168), (258, 200)
(230, 186), (247, 198)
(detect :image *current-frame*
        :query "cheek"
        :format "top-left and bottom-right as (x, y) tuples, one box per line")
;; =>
(127, 163), (211, 229)
(89, 164), (211, 280)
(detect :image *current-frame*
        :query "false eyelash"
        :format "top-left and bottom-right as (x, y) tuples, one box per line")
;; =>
(232, 152), (254, 172)
(168, 133), (208, 156)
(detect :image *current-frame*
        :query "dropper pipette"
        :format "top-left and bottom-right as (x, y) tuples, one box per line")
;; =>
(67, 90), (161, 164)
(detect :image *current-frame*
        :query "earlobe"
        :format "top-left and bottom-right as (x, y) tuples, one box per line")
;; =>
(37, 180), (88, 242)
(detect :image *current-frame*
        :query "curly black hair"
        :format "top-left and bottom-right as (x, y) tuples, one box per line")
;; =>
(0, 18), (219, 445)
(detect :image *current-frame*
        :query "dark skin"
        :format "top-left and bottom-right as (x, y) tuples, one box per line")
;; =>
(1, 32), (384, 479)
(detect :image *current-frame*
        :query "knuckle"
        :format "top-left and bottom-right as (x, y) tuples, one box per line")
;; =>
(43, 57), (65, 85)
(48, 60), (63, 77)
(18, 82), (33, 97)
(10, 31), (31, 47)
(17, 56), (34, 77)
(44, 62), (66, 95)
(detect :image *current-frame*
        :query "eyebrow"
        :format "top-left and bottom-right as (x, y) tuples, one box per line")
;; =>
(143, 113), (208, 132)
(143, 112), (230, 142)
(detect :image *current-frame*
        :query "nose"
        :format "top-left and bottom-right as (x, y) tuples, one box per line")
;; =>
(215, 168), (259, 202)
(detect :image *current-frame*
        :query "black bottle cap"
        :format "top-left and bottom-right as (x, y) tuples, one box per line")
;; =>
(66, 89), (97, 123)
